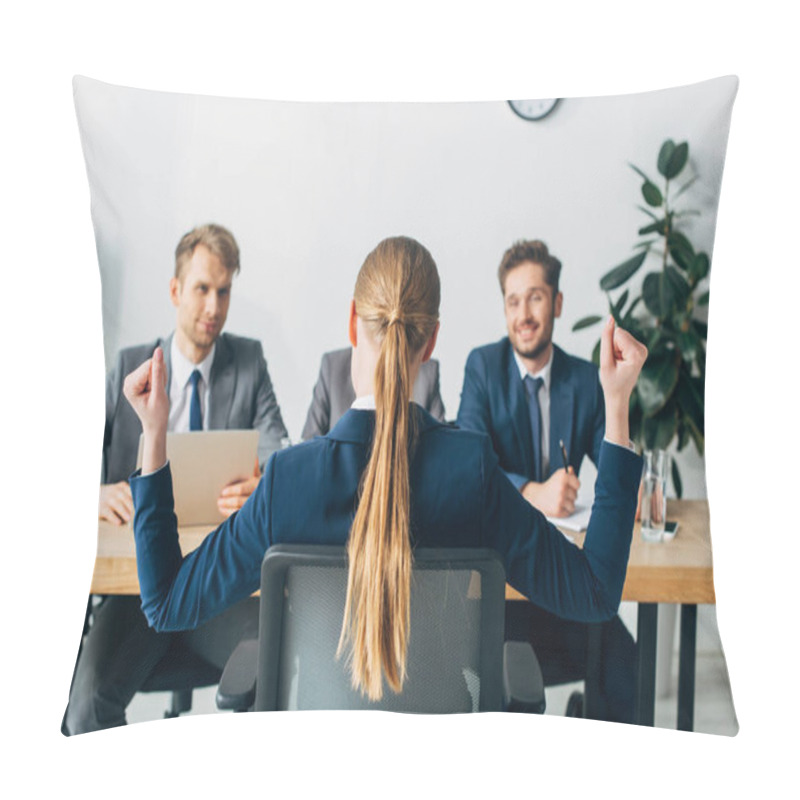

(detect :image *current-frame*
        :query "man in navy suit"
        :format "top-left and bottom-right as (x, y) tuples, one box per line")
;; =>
(456, 239), (636, 723)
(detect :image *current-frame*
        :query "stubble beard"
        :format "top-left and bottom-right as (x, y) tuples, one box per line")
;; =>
(511, 325), (552, 363)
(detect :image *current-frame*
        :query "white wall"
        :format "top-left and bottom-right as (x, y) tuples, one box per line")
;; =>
(74, 75), (737, 497)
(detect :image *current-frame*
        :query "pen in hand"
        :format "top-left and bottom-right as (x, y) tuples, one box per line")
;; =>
(559, 439), (571, 474)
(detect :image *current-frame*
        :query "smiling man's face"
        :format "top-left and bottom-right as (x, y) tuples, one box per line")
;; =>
(503, 260), (562, 371)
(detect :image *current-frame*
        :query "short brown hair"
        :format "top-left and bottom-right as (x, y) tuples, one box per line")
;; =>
(497, 239), (561, 295)
(174, 223), (241, 280)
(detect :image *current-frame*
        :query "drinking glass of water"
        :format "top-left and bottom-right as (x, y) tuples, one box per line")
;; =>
(641, 449), (670, 542)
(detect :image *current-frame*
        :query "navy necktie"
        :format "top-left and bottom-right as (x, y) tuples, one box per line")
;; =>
(189, 369), (203, 431)
(524, 375), (544, 482)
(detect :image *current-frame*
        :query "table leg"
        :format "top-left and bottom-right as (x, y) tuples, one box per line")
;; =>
(635, 602), (658, 726)
(677, 604), (697, 731)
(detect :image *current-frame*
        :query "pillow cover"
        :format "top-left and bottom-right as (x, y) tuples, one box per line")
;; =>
(66, 74), (738, 735)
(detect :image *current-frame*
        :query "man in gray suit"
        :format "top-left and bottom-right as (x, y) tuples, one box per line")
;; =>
(301, 347), (445, 439)
(65, 223), (288, 734)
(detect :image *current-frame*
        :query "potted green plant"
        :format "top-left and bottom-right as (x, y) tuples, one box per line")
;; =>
(572, 139), (709, 497)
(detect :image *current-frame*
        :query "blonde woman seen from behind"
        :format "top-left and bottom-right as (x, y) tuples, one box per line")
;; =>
(339, 237), (440, 699)
(125, 236), (647, 703)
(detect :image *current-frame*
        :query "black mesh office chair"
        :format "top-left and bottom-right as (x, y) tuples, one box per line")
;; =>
(216, 545), (545, 714)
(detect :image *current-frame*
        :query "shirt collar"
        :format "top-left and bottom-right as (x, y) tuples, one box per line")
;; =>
(513, 346), (553, 391)
(351, 394), (376, 410)
(170, 335), (216, 390)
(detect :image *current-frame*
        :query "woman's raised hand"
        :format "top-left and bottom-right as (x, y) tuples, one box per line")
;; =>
(599, 317), (648, 446)
(123, 347), (169, 436)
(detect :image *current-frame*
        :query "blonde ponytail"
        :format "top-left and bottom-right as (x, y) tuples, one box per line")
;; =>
(337, 237), (440, 700)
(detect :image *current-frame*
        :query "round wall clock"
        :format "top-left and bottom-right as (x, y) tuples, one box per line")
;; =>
(508, 98), (560, 121)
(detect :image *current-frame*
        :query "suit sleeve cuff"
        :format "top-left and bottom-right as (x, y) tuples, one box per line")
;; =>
(598, 439), (643, 491)
(603, 438), (637, 454)
(129, 460), (173, 505)
(503, 470), (529, 491)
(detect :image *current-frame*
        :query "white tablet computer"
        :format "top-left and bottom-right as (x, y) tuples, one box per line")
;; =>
(137, 430), (260, 525)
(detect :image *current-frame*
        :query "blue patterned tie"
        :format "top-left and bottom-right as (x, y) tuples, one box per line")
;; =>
(524, 375), (544, 482)
(189, 369), (203, 431)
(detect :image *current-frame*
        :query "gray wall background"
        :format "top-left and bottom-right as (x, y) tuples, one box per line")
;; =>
(74, 75), (737, 498)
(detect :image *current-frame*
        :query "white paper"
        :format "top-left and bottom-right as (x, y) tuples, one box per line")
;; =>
(546, 504), (592, 533)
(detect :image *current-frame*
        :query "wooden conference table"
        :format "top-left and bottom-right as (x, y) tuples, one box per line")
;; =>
(507, 499), (714, 730)
(91, 499), (714, 729)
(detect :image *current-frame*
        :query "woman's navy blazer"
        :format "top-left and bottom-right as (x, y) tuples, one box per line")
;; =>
(131, 405), (642, 633)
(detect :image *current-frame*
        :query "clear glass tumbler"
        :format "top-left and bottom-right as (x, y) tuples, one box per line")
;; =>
(641, 449), (670, 542)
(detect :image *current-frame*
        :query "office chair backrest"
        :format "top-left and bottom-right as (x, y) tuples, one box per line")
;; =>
(255, 545), (507, 712)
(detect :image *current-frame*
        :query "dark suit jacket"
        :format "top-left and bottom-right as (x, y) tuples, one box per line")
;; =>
(103, 332), (288, 483)
(131, 406), (642, 633)
(456, 339), (605, 488)
(301, 347), (446, 440)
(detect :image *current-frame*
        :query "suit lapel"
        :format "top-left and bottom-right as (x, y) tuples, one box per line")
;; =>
(503, 340), (535, 478)
(548, 346), (574, 473)
(208, 334), (235, 429)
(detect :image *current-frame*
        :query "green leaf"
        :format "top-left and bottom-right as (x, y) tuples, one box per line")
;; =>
(669, 231), (693, 252)
(642, 267), (690, 318)
(670, 248), (690, 272)
(696, 346), (706, 381)
(676, 371), (705, 438)
(638, 219), (668, 236)
(668, 231), (695, 271)
(642, 181), (663, 207)
(697, 291), (710, 306)
(677, 327), (700, 361)
(591, 338), (601, 367)
(599, 250), (648, 291)
(629, 163), (657, 186)
(622, 296), (643, 325)
(689, 252), (710, 282)
(613, 289), (630, 317)
(671, 460), (683, 499)
(642, 273), (662, 316)
(668, 266), (691, 306)
(675, 326), (700, 362)
(638, 352), (679, 416)
(642, 401), (678, 449)
(657, 140), (676, 177)
(572, 315), (603, 331)
(664, 142), (689, 179)
(625, 295), (643, 318)
(634, 239), (657, 250)
(693, 319), (709, 340)
(644, 327), (665, 354)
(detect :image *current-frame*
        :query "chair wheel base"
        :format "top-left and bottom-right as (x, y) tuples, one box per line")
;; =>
(163, 689), (193, 719)
(565, 691), (584, 718)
